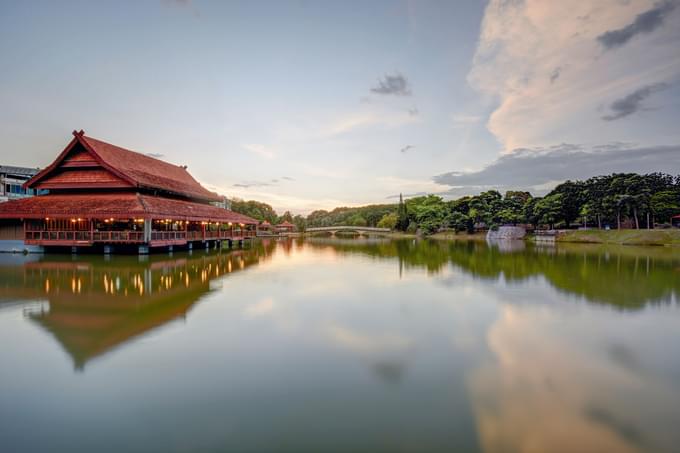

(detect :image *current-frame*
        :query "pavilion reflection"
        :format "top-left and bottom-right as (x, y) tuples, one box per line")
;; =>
(1, 241), (275, 370)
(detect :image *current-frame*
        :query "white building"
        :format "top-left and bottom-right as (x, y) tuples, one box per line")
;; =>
(0, 165), (43, 202)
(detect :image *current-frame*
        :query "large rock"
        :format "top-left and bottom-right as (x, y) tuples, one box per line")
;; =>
(486, 226), (526, 241)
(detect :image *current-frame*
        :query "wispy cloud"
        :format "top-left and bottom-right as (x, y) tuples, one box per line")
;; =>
(549, 67), (561, 84)
(145, 152), (165, 159)
(233, 181), (274, 189)
(386, 191), (430, 199)
(597, 0), (678, 50)
(452, 114), (483, 127)
(400, 144), (415, 153)
(243, 143), (275, 159)
(601, 83), (668, 121)
(408, 107), (419, 116)
(326, 110), (418, 136)
(281, 176), (295, 181)
(370, 73), (412, 96)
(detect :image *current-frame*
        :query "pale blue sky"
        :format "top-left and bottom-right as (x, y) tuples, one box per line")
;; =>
(1, 0), (679, 213)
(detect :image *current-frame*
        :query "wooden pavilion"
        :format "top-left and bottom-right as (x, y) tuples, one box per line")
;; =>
(0, 130), (258, 253)
(275, 220), (296, 234)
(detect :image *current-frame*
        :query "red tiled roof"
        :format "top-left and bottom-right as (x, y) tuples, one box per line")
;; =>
(28, 131), (222, 202)
(0, 193), (258, 224)
(277, 221), (295, 227)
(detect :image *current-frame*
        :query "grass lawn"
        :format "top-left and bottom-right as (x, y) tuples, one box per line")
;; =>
(555, 229), (680, 246)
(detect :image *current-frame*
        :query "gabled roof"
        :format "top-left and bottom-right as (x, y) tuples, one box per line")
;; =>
(0, 193), (258, 224)
(27, 131), (221, 202)
(277, 221), (295, 227)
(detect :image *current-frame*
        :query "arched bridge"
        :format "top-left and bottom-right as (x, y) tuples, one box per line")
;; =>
(306, 226), (391, 235)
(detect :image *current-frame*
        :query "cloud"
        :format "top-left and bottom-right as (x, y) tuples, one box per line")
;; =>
(452, 114), (483, 127)
(233, 180), (274, 188)
(243, 143), (275, 159)
(145, 152), (165, 159)
(386, 191), (430, 199)
(434, 143), (680, 192)
(408, 107), (419, 116)
(326, 110), (418, 135)
(549, 67), (561, 84)
(400, 144), (415, 153)
(468, 0), (680, 150)
(281, 176), (295, 181)
(597, 0), (678, 50)
(602, 83), (668, 120)
(370, 73), (412, 96)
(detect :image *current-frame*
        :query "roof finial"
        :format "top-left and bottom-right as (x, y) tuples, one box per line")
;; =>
(72, 129), (85, 137)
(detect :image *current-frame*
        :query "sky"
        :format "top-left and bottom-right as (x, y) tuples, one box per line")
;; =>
(1, 0), (679, 214)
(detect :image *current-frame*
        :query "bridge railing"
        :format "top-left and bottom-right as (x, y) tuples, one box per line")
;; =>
(305, 226), (391, 233)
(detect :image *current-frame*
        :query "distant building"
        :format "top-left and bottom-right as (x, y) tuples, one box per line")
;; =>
(0, 165), (44, 202)
(257, 220), (274, 236)
(275, 221), (296, 234)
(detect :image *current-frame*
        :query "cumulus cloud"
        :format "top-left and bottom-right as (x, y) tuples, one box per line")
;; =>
(434, 144), (680, 191)
(597, 0), (678, 50)
(468, 0), (680, 150)
(370, 73), (412, 96)
(602, 83), (668, 120)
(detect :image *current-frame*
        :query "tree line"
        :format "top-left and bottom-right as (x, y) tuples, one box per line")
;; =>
(229, 172), (680, 234)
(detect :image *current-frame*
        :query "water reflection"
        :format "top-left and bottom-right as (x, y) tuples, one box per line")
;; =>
(0, 240), (276, 369)
(304, 237), (680, 308)
(0, 237), (678, 452)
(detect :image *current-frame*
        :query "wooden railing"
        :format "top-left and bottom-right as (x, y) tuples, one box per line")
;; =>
(26, 230), (93, 242)
(93, 231), (144, 242)
(26, 228), (257, 244)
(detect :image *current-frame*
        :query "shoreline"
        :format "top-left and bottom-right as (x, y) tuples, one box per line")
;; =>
(301, 229), (680, 247)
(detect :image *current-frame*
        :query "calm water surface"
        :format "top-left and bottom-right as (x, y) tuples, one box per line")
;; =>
(1, 238), (679, 452)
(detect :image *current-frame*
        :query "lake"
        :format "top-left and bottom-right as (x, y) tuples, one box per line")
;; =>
(1, 237), (679, 453)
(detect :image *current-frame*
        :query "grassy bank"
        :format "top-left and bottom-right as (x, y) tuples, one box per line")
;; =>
(555, 229), (680, 246)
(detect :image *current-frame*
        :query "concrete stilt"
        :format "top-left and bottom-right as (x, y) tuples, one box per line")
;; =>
(103, 245), (113, 255)
(71, 246), (78, 254)
(138, 245), (149, 255)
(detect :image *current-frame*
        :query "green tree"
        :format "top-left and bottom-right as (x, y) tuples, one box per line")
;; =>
(650, 190), (680, 224)
(377, 213), (398, 230)
(347, 214), (367, 227)
(534, 194), (563, 229)
(396, 193), (409, 231)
